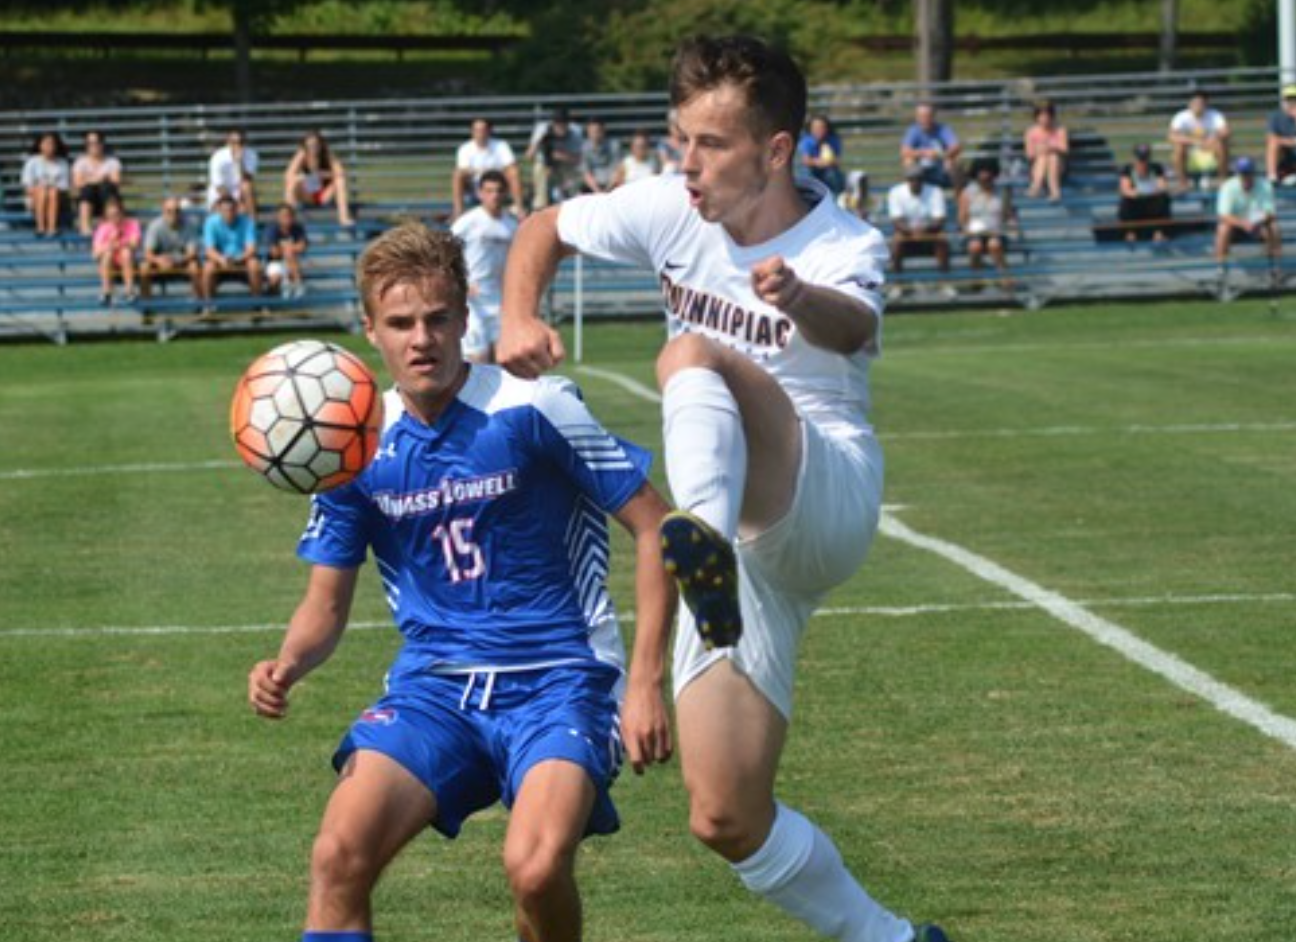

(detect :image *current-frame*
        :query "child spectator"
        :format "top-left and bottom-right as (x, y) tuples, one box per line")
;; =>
(1024, 101), (1069, 201)
(202, 194), (263, 303)
(798, 114), (846, 195)
(91, 195), (141, 306)
(207, 128), (259, 215)
(142, 197), (202, 300)
(838, 170), (871, 221)
(284, 130), (353, 227)
(580, 117), (622, 194)
(21, 132), (70, 238)
(262, 204), (309, 299)
(1169, 91), (1230, 191)
(73, 130), (123, 237)
(613, 129), (662, 187)
(1117, 144), (1171, 242)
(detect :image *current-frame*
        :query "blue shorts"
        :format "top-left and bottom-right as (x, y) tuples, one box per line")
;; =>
(333, 664), (623, 839)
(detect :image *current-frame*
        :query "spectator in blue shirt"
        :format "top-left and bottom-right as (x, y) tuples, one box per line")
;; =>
(262, 203), (309, 299)
(797, 114), (846, 195)
(1266, 84), (1296, 186)
(202, 194), (263, 301)
(901, 103), (963, 189)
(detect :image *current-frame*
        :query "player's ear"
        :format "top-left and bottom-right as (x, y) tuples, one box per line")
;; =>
(768, 130), (795, 173)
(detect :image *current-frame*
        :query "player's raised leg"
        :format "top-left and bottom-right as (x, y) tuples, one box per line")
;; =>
(304, 749), (436, 938)
(503, 759), (597, 942)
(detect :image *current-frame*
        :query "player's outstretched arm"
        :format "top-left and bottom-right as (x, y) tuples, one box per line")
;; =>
(248, 564), (358, 720)
(751, 255), (879, 354)
(612, 482), (678, 775)
(498, 206), (571, 379)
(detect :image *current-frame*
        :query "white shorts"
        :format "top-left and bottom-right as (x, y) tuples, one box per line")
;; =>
(465, 299), (500, 357)
(671, 420), (884, 719)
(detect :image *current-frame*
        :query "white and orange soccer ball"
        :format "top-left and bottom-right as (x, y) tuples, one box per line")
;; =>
(230, 339), (384, 494)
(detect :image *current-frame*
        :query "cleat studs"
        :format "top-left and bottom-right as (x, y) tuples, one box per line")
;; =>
(690, 531), (702, 544)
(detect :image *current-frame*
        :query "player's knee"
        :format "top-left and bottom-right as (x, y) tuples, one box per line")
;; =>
(310, 830), (379, 896)
(503, 841), (573, 908)
(656, 332), (721, 388)
(687, 801), (760, 861)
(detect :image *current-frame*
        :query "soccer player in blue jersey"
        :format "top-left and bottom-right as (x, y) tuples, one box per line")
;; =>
(247, 221), (675, 942)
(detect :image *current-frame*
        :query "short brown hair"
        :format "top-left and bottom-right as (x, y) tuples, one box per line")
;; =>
(355, 221), (468, 319)
(669, 35), (806, 140)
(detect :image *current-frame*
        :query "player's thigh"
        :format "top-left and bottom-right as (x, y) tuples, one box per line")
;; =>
(676, 660), (786, 810)
(315, 749), (437, 874)
(504, 759), (596, 868)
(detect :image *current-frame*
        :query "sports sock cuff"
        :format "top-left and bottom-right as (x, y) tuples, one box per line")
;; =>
(301, 932), (374, 942)
(732, 802), (816, 894)
(662, 367), (739, 421)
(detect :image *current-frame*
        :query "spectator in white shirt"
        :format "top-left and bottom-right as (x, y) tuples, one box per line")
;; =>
(1168, 91), (1230, 191)
(21, 131), (70, 238)
(613, 130), (662, 188)
(451, 118), (524, 220)
(207, 128), (260, 214)
(887, 164), (949, 276)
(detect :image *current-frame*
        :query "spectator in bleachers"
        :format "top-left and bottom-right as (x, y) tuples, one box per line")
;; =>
(207, 128), (259, 216)
(141, 197), (202, 300)
(838, 170), (871, 221)
(263, 204), (309, 299)
(580, 117), (622, 194)
(1117, 144), (1171, 243)
(284, 130), (354, 228)
(1265, 84), (1296, 187)
(525, 106), (584, 209)
(798, 114), (846, 195)
(612, 129), (662, 187)
(901, 102), (963, 190)
(958, 158), (1016, 282)
(72, 130), (123, 237)
(202, 194), (263, 303)
(1024, 100), (1069, 201)
(450, 170), (517, 364)
(1215, 157), (1280, 266)
(1168, 91), (1230, 192)
(451, 118), (523, 220)
(887, 164), (950, 289)
(657, 109), (684, 174)
(91, 195), (141, 306)
(21, 132), (70, 238)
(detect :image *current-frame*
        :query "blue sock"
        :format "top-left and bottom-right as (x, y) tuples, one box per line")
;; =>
(302, 933), (373, 942)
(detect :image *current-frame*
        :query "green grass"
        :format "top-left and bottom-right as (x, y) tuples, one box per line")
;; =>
(1, 296), (1295, 941)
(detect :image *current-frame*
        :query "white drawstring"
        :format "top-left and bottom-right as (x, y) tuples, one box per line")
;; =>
(480, 671), (496, 711)
(459, 671), (477, 711)
(456, 670), (497, 711)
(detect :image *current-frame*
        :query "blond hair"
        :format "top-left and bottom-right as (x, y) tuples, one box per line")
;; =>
(355, 220), (468, 318)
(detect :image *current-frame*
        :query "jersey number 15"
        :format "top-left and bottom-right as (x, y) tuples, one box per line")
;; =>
(432, 518), (486, 583)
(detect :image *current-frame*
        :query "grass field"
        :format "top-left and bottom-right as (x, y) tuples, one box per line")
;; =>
(2, 297), (1295, 942)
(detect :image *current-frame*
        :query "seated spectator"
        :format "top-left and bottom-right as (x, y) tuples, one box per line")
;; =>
(1169, 91), (1230, 191)
(1266, 84), (1296, 187)
(21, 132), (70, 238)
(901, 102), (963, 190)
(958, 159), (1016, 281)
(580, 117), (622, 194)
(263, 204), (309, 299)
(887, 164), (950, 284)
(91, 195), (141, 306)
(1117, 144), (1171, 242)
(73, 130), (123, 237)
(798, 114), (846, 195)
(141, 197), (202, 300)
(657, 109), (684, 175)
(1215, 157), (1280, 266)
(451, 118), (523, 219)
(1024, 101), (1069, 201)
(202, 195), (262, 303)
(838, 170), (871, 221)
(612, 129), (662, 187)
(207, 128), (259, 215)
(284, 130), (353, 227)
(525, 107), (584, 208)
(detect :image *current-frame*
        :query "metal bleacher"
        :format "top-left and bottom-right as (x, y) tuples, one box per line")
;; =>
(2, 65), (1295, 343)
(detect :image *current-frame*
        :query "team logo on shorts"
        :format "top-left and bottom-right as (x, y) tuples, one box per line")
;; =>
(360, 708), (398, 725)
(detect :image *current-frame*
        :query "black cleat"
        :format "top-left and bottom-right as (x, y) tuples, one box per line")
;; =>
(660, 510), (742, 650)
(913, 924), (951, 942)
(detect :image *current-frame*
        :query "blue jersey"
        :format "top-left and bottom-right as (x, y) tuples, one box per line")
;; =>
(299, 365), (651, 680)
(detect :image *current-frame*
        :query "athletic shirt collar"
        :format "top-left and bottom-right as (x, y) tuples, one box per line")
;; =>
(391, 365), (480, 443)
(722, 177), (832, 265)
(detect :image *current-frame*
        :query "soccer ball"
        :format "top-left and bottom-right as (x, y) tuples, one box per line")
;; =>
(230, 339), (384, 494)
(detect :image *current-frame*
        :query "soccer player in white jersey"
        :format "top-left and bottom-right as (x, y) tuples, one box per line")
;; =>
(248, 222), (675, 942)
(498, 35), (951, 942)
(451, 170), (518, 364)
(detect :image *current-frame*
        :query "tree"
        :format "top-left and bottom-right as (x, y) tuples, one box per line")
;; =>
(1159, 0), (1179, 73)
(914, 0), (954, 86)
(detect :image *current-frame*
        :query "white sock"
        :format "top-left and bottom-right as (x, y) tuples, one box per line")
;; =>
(733, 804), (913, 942)
(661, 367), (747, 540)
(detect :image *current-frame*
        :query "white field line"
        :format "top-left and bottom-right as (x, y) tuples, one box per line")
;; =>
(575, 365), (662, 403)
(0, 459), (241, 481)
(880, 512), (1296, 752)
(3, 592), (1292, 640)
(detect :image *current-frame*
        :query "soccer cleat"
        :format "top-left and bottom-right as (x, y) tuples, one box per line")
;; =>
(660, 510), (742, 650)
(912, 923), (951, 942)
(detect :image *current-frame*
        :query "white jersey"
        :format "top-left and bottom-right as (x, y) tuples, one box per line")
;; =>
(455, 137), (516, 179)
(207, 145), (259, 208)
(451, 206), (518, 306)
(557, 173), (887, 437)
